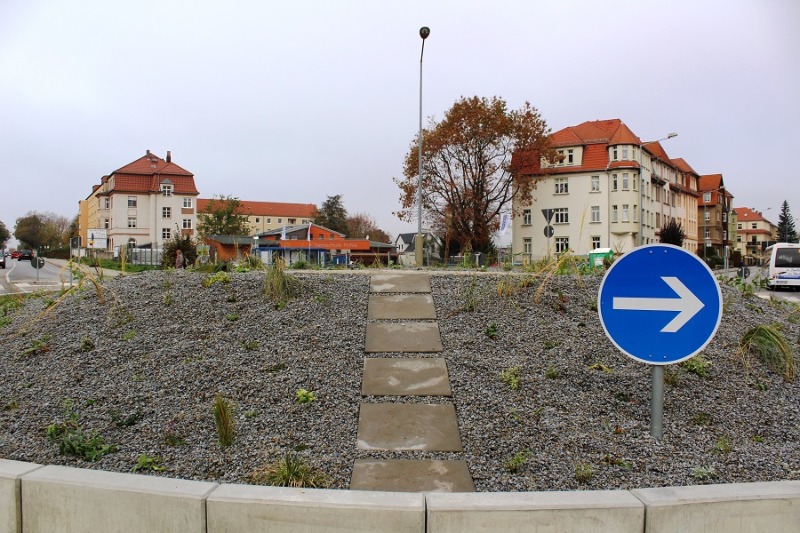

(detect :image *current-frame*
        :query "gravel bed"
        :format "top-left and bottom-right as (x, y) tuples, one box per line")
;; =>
(1, 269), (798, 492)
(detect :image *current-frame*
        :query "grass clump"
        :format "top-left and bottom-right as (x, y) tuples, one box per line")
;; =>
(503, 449), (530, 473)
(79, 336), (96, 352)
(500, 366), (521, 390)
(681, 354), (711, 378)
(212, 395), (235, 447)
(45, 399), (116, 461)
(247, 453), (328, 488)
(132, 454), (166, 472)
(692, 465), (716, 481)
(575, 462), (595, 484)
(739, 324), (795, 381)
(21, 335), (51, 357)
(295, 388), (316, 404)
(264, 258), (301, 308)
(712, 436), (733, 454)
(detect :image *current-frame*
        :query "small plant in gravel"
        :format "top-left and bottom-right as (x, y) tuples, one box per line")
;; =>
(692, 465), (716, 481)
(681, 354), (711, 377)
(543, 340), (560, 350)
(545, 366), (560, 379)
(79, 336), (96, 352)
(247, 453), (329, 488)
(265, 362), (286, 373)
(132, 454), (166, 472)
(613, 390), (631, 403)
(503, 449), (530, 473)
(3, 398), (19, 411)
(212, 395), (235, 447)
(264, 258), (301, 308)
(225, 313), (240, 321)
(110, 409), (143, 428)
(163, 420), (187, 446)
(295, 388), (316, 404)
(21, 335), (51, 357)
(500, 366), (521, 390)
(122, 330), (136, 341)
(484, 323), (498, 340)
(575, 462), (595, 484)
(751, 435), (765, 443)
(663, 367), (679, 386)
(601, 454), (633, 469)
(242, 340), (259, 351)
(244, 409), (258, 419)
(712, 436), (733, 454)
(461, 275), (479, 312)
(202, 271), (231, 287)
(692, 412), (712, 426)
(588, 361), (612, 373)
(739, 323), (795, 381)
(45, 399), (116, 461)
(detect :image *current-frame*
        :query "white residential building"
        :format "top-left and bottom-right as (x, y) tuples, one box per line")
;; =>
(511, 119), (699, 262)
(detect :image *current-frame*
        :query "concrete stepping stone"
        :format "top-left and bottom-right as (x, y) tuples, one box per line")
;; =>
(362, 358), (451, 397)
(350, 459), (475, 492)
(370, 273), (431, 293)
(356, 403), (462, 451)
(367, 294), (437, 320)
(365, 322), (443, 353)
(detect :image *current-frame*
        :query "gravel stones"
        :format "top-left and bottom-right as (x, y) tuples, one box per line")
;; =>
(1, 269), (798, 492)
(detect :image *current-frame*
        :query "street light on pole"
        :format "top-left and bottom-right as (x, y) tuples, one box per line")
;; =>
(637, 132), (678, 247)
(415, 26), (430, 268)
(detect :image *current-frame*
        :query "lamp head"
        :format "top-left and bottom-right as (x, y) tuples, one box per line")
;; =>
(667, 132), (678, 139)
(420, 27), (430, 40)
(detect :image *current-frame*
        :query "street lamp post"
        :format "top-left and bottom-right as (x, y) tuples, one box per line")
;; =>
(415, 26), (430, 268)
(637, 133), (677, 246)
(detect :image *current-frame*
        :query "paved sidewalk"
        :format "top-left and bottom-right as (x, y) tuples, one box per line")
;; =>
(352, 272), (474, 493)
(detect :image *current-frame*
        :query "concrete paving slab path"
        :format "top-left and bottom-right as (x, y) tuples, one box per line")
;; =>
(362, 358), (451, 397)
(350, 459), (475, 492)
(356, 403), (463, 451)
(367, 294), (437, 320)
(365, 322), (443, 353)
(370, 273), (431, 294)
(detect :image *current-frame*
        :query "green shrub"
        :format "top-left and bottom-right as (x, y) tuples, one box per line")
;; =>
(740, 324), (795, 381)
(248, 453), (328, 488)
(295, 389), (316, 404)
(681, 355), (711, 377)
(45, 399), (116, 461)
(132, 454), (166, 472)
(500, 367), (521, 390)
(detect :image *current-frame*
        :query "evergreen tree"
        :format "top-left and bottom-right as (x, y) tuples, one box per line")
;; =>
(313, 195), (349, 235)
(777, 200), (798, 243)
(659, 218), (686, 247)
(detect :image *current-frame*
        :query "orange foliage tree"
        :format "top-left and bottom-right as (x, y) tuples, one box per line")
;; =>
(394, 96), (553, 255)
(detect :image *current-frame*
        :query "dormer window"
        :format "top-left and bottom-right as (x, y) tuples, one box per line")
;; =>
(567, 149), (574, 164)
(161, 184), (173, 197)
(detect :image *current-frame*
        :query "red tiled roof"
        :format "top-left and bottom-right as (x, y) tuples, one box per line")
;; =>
(111, 173), (199, 195)
(699, 174), (723, 191)
(671, 158), (697, 175)
(197, 199), (317, 218)
(114, 152), (193, 176)
(734, 206), (771, 223)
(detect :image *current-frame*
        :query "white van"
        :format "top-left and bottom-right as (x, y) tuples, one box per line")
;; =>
(764, 243), (800, 290)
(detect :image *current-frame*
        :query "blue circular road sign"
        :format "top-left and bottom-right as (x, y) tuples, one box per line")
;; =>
(598, 244), (722, 365)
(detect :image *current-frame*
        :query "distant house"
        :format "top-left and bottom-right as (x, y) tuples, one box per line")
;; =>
(395, 232), (442, 266)
(196, 199), (316, 235)
(78, 150), (199, 252)
(733, 207), (778, 265)
(255, 223), (396, 266)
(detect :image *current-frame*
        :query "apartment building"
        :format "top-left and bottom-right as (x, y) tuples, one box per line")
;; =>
(733, 207), (778, 264)
(196, 199), (317, 235)
(698, 174), (733, 261)
(511, 119), (700, 261)
(79, 151), (199, 251)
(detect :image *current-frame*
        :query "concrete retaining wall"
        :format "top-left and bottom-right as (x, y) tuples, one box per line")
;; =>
(2, 459), (799, 532)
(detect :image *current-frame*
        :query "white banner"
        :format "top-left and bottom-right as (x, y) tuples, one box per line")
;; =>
(499, 213), (511, 236)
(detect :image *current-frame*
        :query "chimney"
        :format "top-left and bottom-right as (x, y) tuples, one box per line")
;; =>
(146, 149), (150, 156)
(166, 151), (172, 163)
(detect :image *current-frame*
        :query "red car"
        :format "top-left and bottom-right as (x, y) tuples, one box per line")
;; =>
(10, 250), (20, 259)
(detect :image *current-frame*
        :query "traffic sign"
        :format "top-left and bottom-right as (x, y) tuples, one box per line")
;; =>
(543, 225), (554, 238)
(541, 208), (554, 223)
(32, 257), (45, 269)
(598, 244), (722, 365)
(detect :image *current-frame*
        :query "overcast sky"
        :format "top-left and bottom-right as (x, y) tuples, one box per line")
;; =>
(1, 0), (798, 248)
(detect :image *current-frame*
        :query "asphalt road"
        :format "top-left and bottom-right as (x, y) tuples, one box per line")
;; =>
(1, 258), (74, 295)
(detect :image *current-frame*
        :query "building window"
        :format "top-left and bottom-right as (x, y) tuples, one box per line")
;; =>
(622, 146), (629, 159)
(102, 197), (110, 209)
(162, 228), (171, 240)
(103, 218), (109, 229)
(591, 175), (600, 192)
(553, 208), (569, 224)
(703, 192), (711, 202)
(591, 206), (600, 223)
(182, 219), (192, 229)
(522, 209), (531, 225)
(704, 211), (710, 221)
(751, 222), (757, 229)
(633, 205), (638, 223)
(592, 236), (601, 249)
(162, 207), (171, 218)
(288, 218), (296, 224)
(737, 235), (742, 242)
(722, 212), (727, 222)
(737, 223), (743, 229)
(622, 204), (630, 222)
(705, 229), (710, 239)
(183, 197), (192, 208)
(567, 149), (574, 164)
(128, 196), (137, 208)
(622, 173), (629, 190)
(723, 230), (728, 240)
(555, 237), (569, 254)
(278, 218), (282, 223)
(523, 238), (532, 255)
(612, 174), (618, 191)
(127, 217), (136, 228)
(554, 178), (568, 194)
(267, 218), (271, 223)
(556, 150), (564, 165)
(612, 147), (618, 160)
(612, 205), (618, 223)
(161, 184), (173, 197)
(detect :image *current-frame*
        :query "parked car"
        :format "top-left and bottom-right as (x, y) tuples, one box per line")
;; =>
(10, 250), (20, 259)
(18, 249), (33, 260)
(0, 254), (4, 269)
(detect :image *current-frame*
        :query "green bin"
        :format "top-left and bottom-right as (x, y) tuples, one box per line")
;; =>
(588, 248), (614, 269)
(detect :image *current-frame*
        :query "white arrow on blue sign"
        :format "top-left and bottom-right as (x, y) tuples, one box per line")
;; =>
(598, 244), (722, 365)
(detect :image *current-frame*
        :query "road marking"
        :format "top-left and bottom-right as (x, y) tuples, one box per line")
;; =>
(612, 276), (705, 333)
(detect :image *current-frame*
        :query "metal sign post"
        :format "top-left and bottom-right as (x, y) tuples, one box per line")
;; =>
(541, 209), (555, 259)
(598, 244), (722, 438)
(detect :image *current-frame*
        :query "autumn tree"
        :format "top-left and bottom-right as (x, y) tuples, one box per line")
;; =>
(0, 220), (10, 247)
(659, 218), (686, 247)
(777, 200), (798, 243)
(313, 195), (348, 234)
(14, 212), (69, 250)
(197, 195), (250, 237)
(346, 212), (391, 242)
(395, 96), (553, 255)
